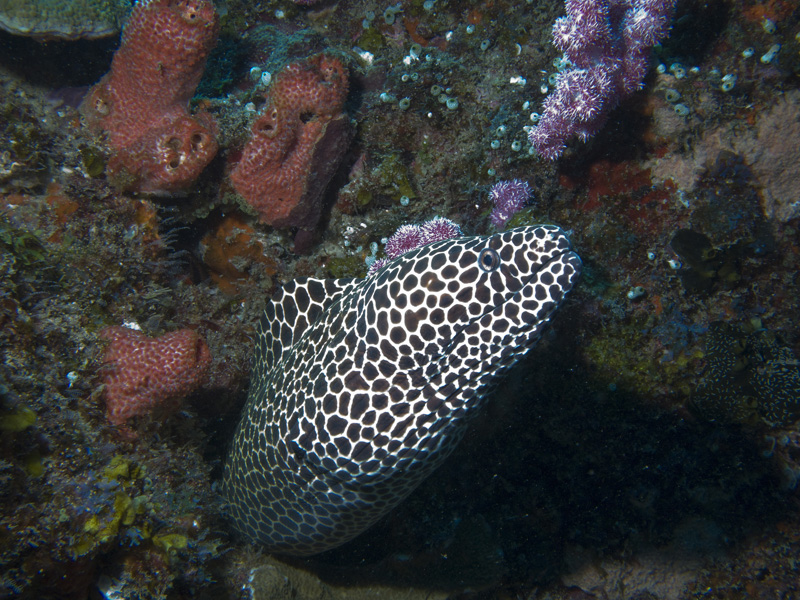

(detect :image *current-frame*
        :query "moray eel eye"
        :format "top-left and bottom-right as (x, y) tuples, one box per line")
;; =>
(478, 247), (501, 272)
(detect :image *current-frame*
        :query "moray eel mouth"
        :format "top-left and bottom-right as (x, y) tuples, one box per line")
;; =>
(223, 225), (581, 556)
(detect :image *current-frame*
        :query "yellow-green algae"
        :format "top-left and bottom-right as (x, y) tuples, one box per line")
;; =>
(584, 309), (702, 399)
(69, 456), (146, 558)
(326, 255), (368, 279)
(79, 146), (106, 178)
(152, 532), (189, 553)
(0, 405), (36, 432)
(376, 154), (416, 202)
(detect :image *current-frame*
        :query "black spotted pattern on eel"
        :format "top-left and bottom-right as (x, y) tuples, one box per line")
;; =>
(223, 225), (582, 555)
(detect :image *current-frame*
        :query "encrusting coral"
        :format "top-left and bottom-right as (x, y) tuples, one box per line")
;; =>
(0, 0), (131, 40)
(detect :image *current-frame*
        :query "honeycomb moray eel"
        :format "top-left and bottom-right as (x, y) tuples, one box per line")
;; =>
(223, 225), (581, 555)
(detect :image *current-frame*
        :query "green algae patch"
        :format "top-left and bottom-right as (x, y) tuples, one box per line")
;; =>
(79, 146), (106, 178)
(153, 532), (189, 553)
(326, 255), (367, 279)
(0, 405), (36, 431)
(102, 455), (142, 481)
(376, 154), (416, 202)
(0, 218), (48, 268)
(505, 207), (543, 229)
(23, 450), (45, 477)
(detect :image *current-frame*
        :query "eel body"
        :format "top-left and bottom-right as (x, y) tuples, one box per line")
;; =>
(223, 225), (581, 555)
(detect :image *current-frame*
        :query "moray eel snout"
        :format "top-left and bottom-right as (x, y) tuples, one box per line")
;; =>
(223, 225), (581, 556)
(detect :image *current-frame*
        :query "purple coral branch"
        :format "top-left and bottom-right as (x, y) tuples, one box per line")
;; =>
(529, 0), (678, 160)
(490, 180), (533, 228)
(368, 217), (463, 276)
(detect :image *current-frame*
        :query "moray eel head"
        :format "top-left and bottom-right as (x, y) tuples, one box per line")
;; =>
(223, 225), (581, 555)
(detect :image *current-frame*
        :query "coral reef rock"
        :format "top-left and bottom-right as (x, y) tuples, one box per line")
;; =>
(0, 0), (131, 40)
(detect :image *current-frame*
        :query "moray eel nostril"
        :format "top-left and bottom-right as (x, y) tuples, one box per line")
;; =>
(223, 225), (581, 556)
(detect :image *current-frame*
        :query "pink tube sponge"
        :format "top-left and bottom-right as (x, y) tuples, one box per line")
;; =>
(80, 0), (220, 193)
(230, 54), (351, 230)
(99, 326), (212, 426)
